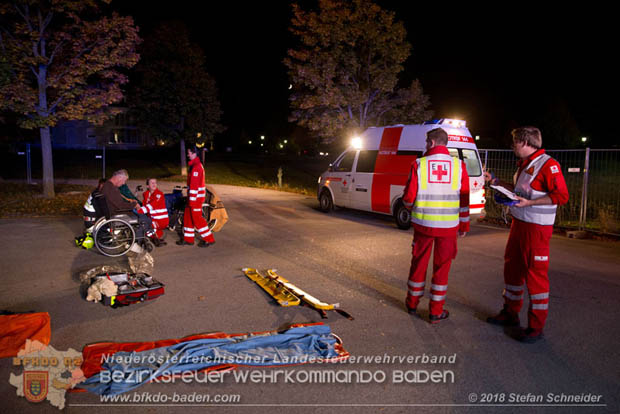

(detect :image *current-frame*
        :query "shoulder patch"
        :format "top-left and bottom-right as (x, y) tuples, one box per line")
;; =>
(525, 167), (535, 175)
(550, 165), (559, 174)
(193, 172), (198, 177)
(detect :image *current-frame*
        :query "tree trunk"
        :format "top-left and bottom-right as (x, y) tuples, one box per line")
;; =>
(180, 138), (187, 176)
(40, 126), (55, 198)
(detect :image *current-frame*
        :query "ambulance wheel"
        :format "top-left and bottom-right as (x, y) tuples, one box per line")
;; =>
(319, 190), (333, 213)
(394, 200), (411, 230)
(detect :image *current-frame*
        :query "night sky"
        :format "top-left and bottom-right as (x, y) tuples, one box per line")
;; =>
(115, 1), (613, 148)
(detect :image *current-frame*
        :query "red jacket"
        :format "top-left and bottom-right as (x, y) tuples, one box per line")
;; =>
(187, 157), (206, 208)
(138, 189), (169, 227)
(403, 146), (470, 237)
(515, 149), (569, 206)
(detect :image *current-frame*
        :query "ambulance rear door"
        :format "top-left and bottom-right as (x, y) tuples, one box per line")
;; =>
(325, 150), (357, 207)
(446, 144), (485, 213)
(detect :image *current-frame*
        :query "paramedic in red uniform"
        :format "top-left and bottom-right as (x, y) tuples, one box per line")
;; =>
(402, 128), (470, 324)
(176, 147), (215, 247)
(485, 126), (569, 343)
(137, 178), (169, 246)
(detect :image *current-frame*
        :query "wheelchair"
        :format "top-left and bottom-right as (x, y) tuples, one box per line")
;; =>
(88, 192), (155, 257)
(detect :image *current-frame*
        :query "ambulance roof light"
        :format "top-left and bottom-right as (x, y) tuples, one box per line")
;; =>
(351, 136), (362, 149)
(424, 118), (467, 127)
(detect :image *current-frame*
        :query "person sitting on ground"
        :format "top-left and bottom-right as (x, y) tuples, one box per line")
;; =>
(101, 170), (154, 239)
(136, 178), (169, 246)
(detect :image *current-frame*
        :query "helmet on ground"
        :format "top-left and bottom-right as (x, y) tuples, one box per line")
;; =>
(75, 233), (94, 249)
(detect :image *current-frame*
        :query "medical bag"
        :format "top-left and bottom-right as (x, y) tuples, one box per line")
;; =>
(93, 272), (165, 308)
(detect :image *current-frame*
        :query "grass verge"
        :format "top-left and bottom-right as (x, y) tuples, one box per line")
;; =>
(0, 183), (90, 217)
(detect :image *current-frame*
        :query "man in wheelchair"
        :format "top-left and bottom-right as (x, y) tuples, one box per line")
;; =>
(97, 170), (156, 245)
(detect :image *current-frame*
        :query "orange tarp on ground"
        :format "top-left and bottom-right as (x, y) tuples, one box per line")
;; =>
(0, 312), (51, 358)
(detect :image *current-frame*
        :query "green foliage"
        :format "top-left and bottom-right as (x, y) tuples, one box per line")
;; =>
(0, 0), (140, 197)
(127, 21), (224, 146)
(284, 0), (432, 143)
(0, 0), (141, 128)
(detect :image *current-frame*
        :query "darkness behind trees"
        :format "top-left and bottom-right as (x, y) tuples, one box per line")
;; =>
(113, 2), (613, 149)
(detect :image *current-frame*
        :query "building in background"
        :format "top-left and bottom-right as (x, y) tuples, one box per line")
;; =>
(51, 108), (152, 149)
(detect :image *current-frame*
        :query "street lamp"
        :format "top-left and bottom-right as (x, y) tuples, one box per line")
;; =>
(581, 137), (587, 143)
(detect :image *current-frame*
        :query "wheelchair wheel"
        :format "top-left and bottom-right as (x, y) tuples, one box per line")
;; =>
(94, 219), (136, 257)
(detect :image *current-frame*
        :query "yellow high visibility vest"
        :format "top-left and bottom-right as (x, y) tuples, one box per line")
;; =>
(412, 153), (462, 229)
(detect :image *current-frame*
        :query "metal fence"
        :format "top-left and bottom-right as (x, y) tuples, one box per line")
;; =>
(479, 148), (620, 236)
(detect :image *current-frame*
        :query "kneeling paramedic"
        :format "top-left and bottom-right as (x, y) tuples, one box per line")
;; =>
(403, 128), (470, 323)
(177, 147), (215, 248)
(484, 126), (568, 343)
(137, 178), (169, 246)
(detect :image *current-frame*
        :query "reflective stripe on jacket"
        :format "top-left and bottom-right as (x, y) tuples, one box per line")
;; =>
(188, 157), (206, 208)
(510, 153), (557, 225)
(412, 154), (462, 229)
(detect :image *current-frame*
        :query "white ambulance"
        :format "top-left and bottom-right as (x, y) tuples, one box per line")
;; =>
(317, 119), (486, 229)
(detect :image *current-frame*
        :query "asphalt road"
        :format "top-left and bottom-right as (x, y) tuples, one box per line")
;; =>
(1, 184), (619, 413)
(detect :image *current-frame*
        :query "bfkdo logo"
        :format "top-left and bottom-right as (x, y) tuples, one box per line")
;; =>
(24, 371), (49, 403)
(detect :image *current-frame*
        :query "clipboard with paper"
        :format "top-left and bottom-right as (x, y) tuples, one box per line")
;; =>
(490, 184), (519, 206)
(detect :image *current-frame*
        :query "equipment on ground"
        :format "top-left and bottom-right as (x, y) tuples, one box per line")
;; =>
(242, 268), (353, 320)
(90, 272), (165, 308)
(242, 268), (300, 306)
(75, 233), (94, 249)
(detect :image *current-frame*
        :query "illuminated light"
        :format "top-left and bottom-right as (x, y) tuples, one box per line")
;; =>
(196, 132), (202, 138)
(279, 144), (284, 149)
(319, 152), (324, 156)
(581, 137), (587, 142)
(248, 140), (252, 144)
(288, 84), (293, 90)
(325, 180), (330, 185)
(196, 142), (205, 148)
(351, 136), (362, 149)
(283, 140), (288, 144)
(260, 143), (264, 147)
(475, 135), (480, 141)
(326, 152), (329, 156)
(318, 176), (322, 184)
(261, 135), (265, 140)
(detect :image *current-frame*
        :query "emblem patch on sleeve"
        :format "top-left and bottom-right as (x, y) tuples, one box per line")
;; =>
(550, 165), (559, 174)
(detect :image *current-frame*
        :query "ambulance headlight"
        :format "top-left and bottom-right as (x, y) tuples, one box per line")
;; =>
(351, 137), (362, 149)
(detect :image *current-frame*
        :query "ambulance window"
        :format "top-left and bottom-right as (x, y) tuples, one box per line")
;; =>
(448, 148), (459, 158)
(355, 150), (378, 173)
(335, 151), (356, 172)
(462, 149), (482, 177)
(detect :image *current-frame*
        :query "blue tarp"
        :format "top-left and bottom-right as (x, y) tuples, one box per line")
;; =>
(77, 324), (341, 396)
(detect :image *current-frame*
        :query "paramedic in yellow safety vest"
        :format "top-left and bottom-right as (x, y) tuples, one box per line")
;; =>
(402, 128), (470, 324)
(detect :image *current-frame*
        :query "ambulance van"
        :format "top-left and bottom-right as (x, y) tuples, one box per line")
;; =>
(317, 119), (486, 229)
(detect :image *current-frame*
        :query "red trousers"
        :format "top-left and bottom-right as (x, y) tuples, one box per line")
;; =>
(183, 206), (214, 243)
(406, 232), (457, 315)
(150, 217), (169, 239)
(503, 219), (552, 332)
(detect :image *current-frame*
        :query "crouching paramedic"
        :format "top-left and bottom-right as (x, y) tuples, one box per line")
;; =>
(137, 178), (169, 246)
(177, 147), (215, 248)
(485, 126), (569, 343)
(403, 127), (470, 324)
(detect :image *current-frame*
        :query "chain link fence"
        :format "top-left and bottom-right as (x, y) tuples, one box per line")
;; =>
(480, 149), (620, 236)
